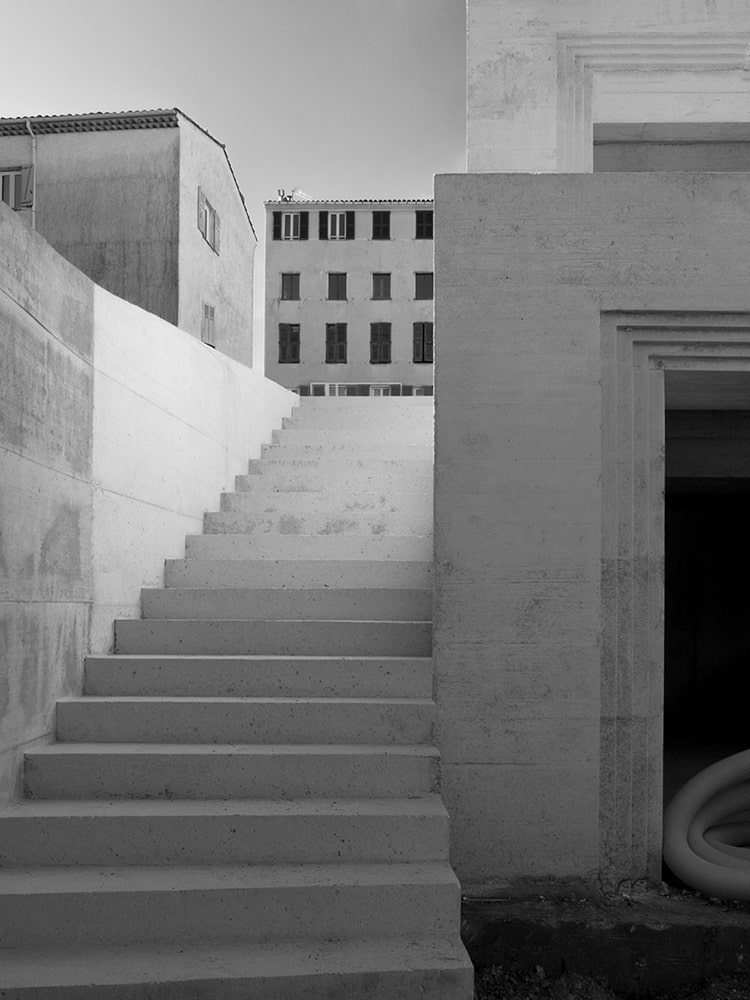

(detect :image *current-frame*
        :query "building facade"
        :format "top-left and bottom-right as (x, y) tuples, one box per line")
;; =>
(0, 109), (256, 366)
(264, 197), (434, 395)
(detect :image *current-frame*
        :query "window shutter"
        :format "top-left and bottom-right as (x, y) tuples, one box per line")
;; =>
(19, 166), (34, 208)
(425, 323), (434, 362)
(413, 323), (422, 362)
(299, 212), (309, 240)
(345, 211), (355, 240)
(318, 211), (328, 240)
(213, 214), (220, 253)
(291, 325), (300, 362)
(383, 330), (391, 364)
(198, 188), (207, 236)
(272, 211), (282, 240)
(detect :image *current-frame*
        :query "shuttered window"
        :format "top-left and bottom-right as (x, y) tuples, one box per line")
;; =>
(327, 273), (347, 300)
(415, 210), (433, 239)
(372, 273), (391, 300)
(325, 323), (347, 363)
(370, 323), (392, 364)
(279, 324), (301, 363)
(415, 272), (433, 300)
(0, 167), (33, 210)
(413, 322), (434, 363)
(201, 304), (216, 347)
(372, 211), (390, 240)
(281, 273), (300, 300)
(319, 210), (355, 240)
(197, 187), (220, 252)
(273, 211), (309, 240)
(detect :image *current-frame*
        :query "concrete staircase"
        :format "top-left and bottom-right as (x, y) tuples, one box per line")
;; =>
(0, 397), (474, 998)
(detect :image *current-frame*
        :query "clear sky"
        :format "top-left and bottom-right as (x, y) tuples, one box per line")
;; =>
(1, 0), (466, 364)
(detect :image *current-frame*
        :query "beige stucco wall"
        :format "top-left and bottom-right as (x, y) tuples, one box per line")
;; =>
(468, 0), (750, 171)
(434, 170), (750, 893)
(0, 128), (181, 322)
(0, 204), (294, 801)
(264, 203), (434, 389)
(177, 117), (256, 367)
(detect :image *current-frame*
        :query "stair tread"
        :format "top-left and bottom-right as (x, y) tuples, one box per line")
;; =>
(0, 936), (471, 990)
(28, 742), (440, 756)
(0, 860), (459, 893)
(0, 796), (448, 818)
(86, 653), (432, 662)
(60, 696), (434, 705)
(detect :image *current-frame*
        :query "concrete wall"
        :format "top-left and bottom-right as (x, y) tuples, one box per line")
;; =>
(265, 204), (434, 390)
(467, 0), (750, 171)
(434, 170), (750, 894)
(177, 117), (255, 367)
(0, 203), (295, 801)
(0, 128), (181, 323)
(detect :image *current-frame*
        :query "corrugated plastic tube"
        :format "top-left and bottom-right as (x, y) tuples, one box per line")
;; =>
(663, 748), (750, 900)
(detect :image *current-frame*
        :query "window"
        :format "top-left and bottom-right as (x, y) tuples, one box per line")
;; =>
(201, 304), (216, 347)
(413, 322), (434, 363)
(281, 273), (300, 300)
(372, 273), (391, 300)
(415, 272), (434, 300)
(272, 210), (309, 240)
(325, 323), (347, 363)
(318, 210), (355, 240)
(372, 210), (390, 240)
(197, 188), (220, 253)
(370, 323), (392, 364)
(279, 323), (300, 363)
(328, 273), (347, 300)
(415, 210), (433, 239)
(0, 166), (33, 210)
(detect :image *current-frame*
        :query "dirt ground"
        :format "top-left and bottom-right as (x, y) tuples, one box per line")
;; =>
(475, 965), (750, 1000)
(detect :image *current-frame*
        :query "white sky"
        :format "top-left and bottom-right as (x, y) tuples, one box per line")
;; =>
(1, 0), (467, 366)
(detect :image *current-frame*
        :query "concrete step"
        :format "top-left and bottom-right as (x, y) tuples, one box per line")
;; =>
(0, 937), (473, 999)
(0, 797), (448, 866)
(205, 507), (432, 536)
(183, 533), (432, 562)
(84, 655), (434, 699)
(24, 743), (440, 800)
(262, 442), (433, 461)
(164, 559), (432, 589)
(56, 697), (435, 744)
(0, 861), (459, 948)
(219, 488), (432, 515)
(272, 426), (433, 445)
(235, 466), (432, 493)
(247, 456), (433, 474)
(141, 587), (431, 621)
(114, 619), (432, 656)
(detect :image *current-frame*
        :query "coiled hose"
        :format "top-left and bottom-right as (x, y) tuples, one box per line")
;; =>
(663, 748), (750, 900)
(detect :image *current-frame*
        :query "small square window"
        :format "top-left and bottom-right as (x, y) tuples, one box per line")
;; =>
(281, 273), (300, 300)
(279, 323), (300, 363)
(372, 273), (391, 300)
(415, 210), (433, 239)
(328, 273), (347, 300)
(325, 323), (347, 363)
(370, 323), (392, 364)
(415, 272), (433, 300)
(372, 211), (390, 240)
(1, 167), (33, 210)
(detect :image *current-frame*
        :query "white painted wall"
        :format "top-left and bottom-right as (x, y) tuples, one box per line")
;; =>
(467, 0), (750, 171)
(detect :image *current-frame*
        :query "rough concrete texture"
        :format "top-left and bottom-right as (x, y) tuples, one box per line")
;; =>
(0, 201), (295, 802)
(468, 0), (750, 171)
(434, 171), (750, 893)
(0, 398), (473, 997)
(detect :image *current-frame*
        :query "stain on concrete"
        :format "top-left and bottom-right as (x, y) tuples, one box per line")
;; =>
(40, 505), (82, 581)
(320, 519), (357, 535)
(0, 615), (10, 720)
(278, 515), (303, 534)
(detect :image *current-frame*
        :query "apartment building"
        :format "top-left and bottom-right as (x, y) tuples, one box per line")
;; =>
(264, 196), (434, 395)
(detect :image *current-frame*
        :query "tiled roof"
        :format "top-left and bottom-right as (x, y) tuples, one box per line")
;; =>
(0, 109), (179, 136)
(265, 198), (434, 206)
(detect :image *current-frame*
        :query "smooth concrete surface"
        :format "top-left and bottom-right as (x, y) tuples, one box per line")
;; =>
(434, 171), (750, 892)
(0, 937), (472, 1000)
(468, 0), (750, 171)
(165, 558), (432, 589)
(0, 202), (295, 801)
